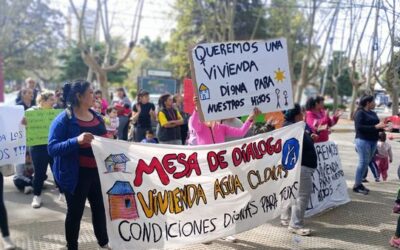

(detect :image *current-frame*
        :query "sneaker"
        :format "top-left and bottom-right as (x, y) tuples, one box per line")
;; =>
(359, 184), (370, 192)
(31, 195), (42, 209)
(352, 185), (369, 195)
(2, 236), (16, 250)
(221, 235), (237, 243)
(390, 236), (400, 248)
(280, 220), (289, 226)
(58, 193), (66, 203)
(362, 179), (369, 183)
(288, 226), (311, 236)
(99, 243), (112, 249)
(375, 178), (380, 182)
(24, 186), (33, 194)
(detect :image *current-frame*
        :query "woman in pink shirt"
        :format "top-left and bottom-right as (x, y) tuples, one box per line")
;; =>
(305, 96), (342, 143)
(189, 96), (260, 145)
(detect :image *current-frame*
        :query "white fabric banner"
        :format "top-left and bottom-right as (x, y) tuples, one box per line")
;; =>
(0, 105), (26, 165)
(92, 122), (304, 250)
(305, 141), (350, 217)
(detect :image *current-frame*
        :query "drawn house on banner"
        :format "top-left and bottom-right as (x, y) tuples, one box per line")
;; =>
(107, 181), (139, 220)
(198, 83), (210, 100)
(104, 154), (130, 173)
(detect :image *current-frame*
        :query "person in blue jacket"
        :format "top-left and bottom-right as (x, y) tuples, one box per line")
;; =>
(48, 80), (109, 250)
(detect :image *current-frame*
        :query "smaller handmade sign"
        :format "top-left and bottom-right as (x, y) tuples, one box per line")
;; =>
(25, 109), (62, 146)
(0, 105), (26, 165)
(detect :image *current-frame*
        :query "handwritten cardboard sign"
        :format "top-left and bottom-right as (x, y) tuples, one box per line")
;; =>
(92, 122), (304, 249)
(25, 109), (62, 146)
(305, 141), (350, 217)
(190, 37), (294, 122)
(0, 105), (26, 165)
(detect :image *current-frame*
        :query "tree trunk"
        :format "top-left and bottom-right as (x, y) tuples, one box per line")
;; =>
(392, 70), (399, 115)
(348, 84), (359, 120)
(294, 80), (304, 103)
(333, 84), (338, 111)
(95, 70), (109, 102)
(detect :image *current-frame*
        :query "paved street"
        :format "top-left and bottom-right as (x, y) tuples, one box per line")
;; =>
(1, 124), (399, 250)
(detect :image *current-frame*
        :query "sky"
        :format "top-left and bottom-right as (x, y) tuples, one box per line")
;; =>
(50, 0), (400, 70)
(50, 0), (175, 42)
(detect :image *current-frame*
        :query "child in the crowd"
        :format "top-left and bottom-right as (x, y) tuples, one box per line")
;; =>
(104, 107), (120, 139)
(375, 131), (393, 181)
(13, 153), (34, 194)
(92, 100), (102, 114)
(141, 130), (159, 144)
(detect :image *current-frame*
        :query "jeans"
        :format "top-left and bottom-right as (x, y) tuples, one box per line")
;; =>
(117, 116), (130, 141)
(363, 160), (380, 180)
(354, 138), (377, 186)
(281, 166), (315, 228)
(0, 173), (10, 237)
(30, 145), (53, 196)
(65, 168), (108, 250)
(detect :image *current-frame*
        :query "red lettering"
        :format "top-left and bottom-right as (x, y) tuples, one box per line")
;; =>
(207, 151), (219, 172)
(266, 137), (274, 155)
(274, 139), (282, 153)
(134, 158), (169, 186)
(232, 147), (242, 167)
(162, 154), (177, 174)
(173, 153), (201, 178)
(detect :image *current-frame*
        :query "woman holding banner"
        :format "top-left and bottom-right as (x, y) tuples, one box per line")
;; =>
(48, 80), (109, 250)
(353, 95), (386, 194)
(280, 104), (318, 236)
(28, 91), (58, 209)
(190, 96), (260, 242)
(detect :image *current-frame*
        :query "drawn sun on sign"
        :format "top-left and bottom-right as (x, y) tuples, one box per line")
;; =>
(274, 68), (286, 83)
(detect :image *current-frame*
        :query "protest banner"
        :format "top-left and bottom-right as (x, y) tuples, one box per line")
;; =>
(0, 105), (26, 165)
(92, 122), (304, 249)
(305, 141), (350, 217)
(190, 37), (293, 122)
(183, 78), (195, 115)
(25, 109), (62, 146)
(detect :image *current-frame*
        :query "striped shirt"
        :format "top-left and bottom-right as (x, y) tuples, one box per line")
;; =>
(77, 116), (107, 168)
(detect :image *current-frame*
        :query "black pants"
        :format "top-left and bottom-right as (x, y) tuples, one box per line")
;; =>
(0, 173), (10, 237)
(180, 124), (189, 145)
(65, 168), (108, 250)
(30, 145), (53, 196)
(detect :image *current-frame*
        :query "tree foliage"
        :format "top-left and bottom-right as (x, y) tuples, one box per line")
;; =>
(0, 0), (64, 81)
(168, 0), (268, 79)
(58, 42), (129, 83)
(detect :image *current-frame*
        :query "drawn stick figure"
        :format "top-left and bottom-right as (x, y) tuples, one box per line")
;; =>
(275, 89), (281, 108)
(283, 91), (289, 106)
